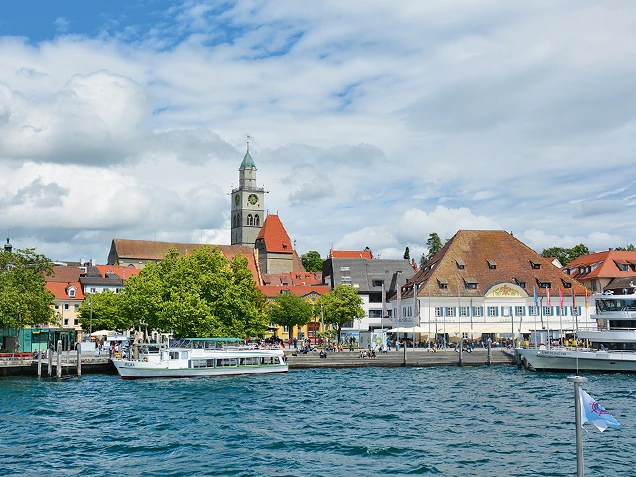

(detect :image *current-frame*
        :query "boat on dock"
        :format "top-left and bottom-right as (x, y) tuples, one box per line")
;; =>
(112, 337), (288, 379)
(516, 291), (636, 372)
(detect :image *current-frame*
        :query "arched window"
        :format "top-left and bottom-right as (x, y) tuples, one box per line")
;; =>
(247, 214), (253, 226)
(254, 214), (260, 226)
(234, 214), (239, 227)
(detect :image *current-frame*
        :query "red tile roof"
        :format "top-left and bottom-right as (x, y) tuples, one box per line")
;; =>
(565, 250), (636, 279)
(46, 282), (85, 300)
(402, 230), (587, 298)
(331, 250), (373, 259)
(262, 272), (323, 286)
(255, 215), (293, 254)
(46, 266), (82, 283)
(95, 265), (141, 281)
(110, 239), (259, 282)
(258, 285), (330, 298)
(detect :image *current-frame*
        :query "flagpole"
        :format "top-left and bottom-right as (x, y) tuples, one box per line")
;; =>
(567, 375), (588, 477)
(428, 283), (431, 347)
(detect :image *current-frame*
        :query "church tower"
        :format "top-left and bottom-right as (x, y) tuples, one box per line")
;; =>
(230, 142), (265, 247)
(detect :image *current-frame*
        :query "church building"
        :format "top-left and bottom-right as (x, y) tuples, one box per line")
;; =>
(230, 143), (265, 248)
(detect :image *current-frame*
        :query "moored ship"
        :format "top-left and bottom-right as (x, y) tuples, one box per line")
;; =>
(516, 291), (636, 372)
(112, 337), (288, 379)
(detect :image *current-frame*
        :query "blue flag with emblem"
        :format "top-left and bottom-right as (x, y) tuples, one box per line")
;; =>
(580, 388), (620, 432)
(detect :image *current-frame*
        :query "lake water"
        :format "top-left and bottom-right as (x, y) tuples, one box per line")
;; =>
(1, 366), (634, 476)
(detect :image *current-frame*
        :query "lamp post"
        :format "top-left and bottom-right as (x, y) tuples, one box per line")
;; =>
(89, 296), (93, 338)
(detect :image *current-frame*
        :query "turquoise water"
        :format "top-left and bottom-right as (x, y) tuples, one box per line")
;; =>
(1, 366), (634, 476)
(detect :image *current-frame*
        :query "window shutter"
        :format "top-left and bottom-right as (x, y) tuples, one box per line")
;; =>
(480, 306), (484, 316)
(496, 307), (499, 316)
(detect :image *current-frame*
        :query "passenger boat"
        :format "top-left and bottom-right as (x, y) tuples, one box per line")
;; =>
(112, 337), (288, 379)
(516, 292), (636, 372)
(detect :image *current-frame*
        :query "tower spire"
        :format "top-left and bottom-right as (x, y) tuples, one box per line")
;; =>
(4, 231), (12, 253)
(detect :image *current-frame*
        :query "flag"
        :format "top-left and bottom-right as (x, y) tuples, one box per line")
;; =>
(381, 283), (387, 319)
(585, 288), (589, 308)
(559, 288), (564, 309)
(572, 288), (577, 316)
(397, 283), (402, 322)
(580, 388), (620, 432)
(546, 287), (551, 308)
(533, 287), (539, 310)
(413, 282), (419, 318)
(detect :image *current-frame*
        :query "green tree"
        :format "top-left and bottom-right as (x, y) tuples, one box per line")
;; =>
(569, 243), (590, 262)
(301, 250), (323, 272)
(0, 248), (56, 351)
(267, 292), (313, 341)
(403, 246), (410, 261)
(78, 290), (130, 333)
(120, 247), (269, 338)
(320, 284), (364, 344)
(541, 247), (571, 265)
(615, 244), (635, 251)
(421, 233), (443, 267)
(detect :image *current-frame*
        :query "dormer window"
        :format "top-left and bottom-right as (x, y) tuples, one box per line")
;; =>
(437, 277), (448, 289)
(530, 260), (541, 270)
(68, 287), (76, 298)
(561, 279), (572, 288)
(463, 277), (478, 289)
(536, 279), (551, 289)
(514, 278), (526, 288)
(455, 258), (465, 270)
(487, 259), (497, 270)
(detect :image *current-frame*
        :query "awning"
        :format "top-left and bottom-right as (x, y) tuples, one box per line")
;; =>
(90, 330), (113, 336)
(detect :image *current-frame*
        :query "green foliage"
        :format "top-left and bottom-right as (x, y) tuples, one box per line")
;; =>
(320, 284), (364, 344)
(78, 291), (130, 332)
(421, 233), (443, 267)
(119, 247), (268, 338)
(541, 243), (590, 265)
(267, 292), (313, 339)
(300, 250), (323, 272)
(403, 247), (410, 261)
(614, 244), (635, 251)
(0, 248), (56, 350)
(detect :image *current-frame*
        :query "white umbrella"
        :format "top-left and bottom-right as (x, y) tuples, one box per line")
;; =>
(90, 330), (113, 336)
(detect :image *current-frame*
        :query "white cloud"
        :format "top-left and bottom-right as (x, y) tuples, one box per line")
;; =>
(54, 17), (69, 33)
(0, 1), (635, 262)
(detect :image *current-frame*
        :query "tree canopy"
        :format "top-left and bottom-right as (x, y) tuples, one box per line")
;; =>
(403, 247), (410, 261)
(541, 243), (590, 265)
(421, 233), (443, 268)
(118, 247), (269, 338)
(267, 292), (313, 340)
(320, 284), (364, 344)
(0, 248), (56, 350)
(78, 290), (130, 333)
(300, 250), (323, 272)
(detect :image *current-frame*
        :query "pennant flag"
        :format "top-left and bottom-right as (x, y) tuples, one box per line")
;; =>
(397, 282), (402, 322)
(585, 288), (589, 308)
(580, 389), (620, 432)
(572, 288), (577, 315)
(533, 287), (539, 310)
(546, 287), (551, 308)
(413, 283), (419, 317)
(559, 288), (564, 309)
(381, 283), (387, 318)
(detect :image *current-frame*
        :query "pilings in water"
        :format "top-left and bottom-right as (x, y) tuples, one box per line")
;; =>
(459, 339), (463, 367)
(56, 340), (62, 379)
(48, 351), (53, 377)
(37, 351), (42, 377)
(487, 339), (492, 366)
(76, 343), (82, 378)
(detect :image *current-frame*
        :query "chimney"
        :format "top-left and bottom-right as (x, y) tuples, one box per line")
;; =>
(411, 258), (418, 272)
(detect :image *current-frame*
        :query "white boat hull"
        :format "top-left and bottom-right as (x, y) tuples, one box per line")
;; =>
(113, 359), (288, 379)
(516, 348), (636, 372)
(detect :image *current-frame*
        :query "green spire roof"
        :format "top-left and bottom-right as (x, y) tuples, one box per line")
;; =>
(240, 147), (256, 168)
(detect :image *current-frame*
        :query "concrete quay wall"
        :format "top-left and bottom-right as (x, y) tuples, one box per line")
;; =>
(286, 348), (514, 369)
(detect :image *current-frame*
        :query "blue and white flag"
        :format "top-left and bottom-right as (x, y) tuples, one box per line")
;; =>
(580, 389), (620, 432)
(533, 287), (539, 310)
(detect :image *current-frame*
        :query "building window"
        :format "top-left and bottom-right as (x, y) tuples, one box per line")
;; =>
(543, 306), (552, 316)
(460, 306), (469, 317)
(340, 276), (351, 283)
(591, 280), (597, 292)
(283, 326), (289, 333)
(372, 279), (384, 287)
(488, 306), (497, 317)
(68, 288), (75, 298)
(466, 283), (477, 289)
(74, 319), (79, 326)
(64, 303), (70, 310)
(90, 288), (96, 293)
(514, 278), (526, 288)
(247, 214), (253, 226)
(54, 303), (59, 310)
(515, 306), (525, 316)
(340, 267), (350, 272)
(368, 310), (383, 318)
(74, 304), (79, 311)
(528, 306), (537, 316)
(254, 215), (260, 226)
(446, 307), (455, 317)
(435, 307), (442, 317)
(473, 307), (483, 317)
(486, 259), (497, 269)
(63, 319), (69, 326)
(455, 258), (465, 269)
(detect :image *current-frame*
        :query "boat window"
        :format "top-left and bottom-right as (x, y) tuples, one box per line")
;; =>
(181, 351), (188, 359)
(216, 358), (238, 367)
(169, 351), (179, 360)
(240, 357), (260, 366)
(191, 359), (207, 368)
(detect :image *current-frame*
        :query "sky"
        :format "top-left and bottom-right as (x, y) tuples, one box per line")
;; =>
(1, 0), (635, 264)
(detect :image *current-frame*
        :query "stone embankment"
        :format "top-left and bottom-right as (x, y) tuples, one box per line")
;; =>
(286, 348), (515, 369)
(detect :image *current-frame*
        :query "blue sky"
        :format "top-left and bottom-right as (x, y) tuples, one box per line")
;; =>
(1, 1), (635, 262)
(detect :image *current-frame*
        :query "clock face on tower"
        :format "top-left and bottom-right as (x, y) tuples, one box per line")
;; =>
(248, 194), (258, 205)
(234, 194), (240, 206)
